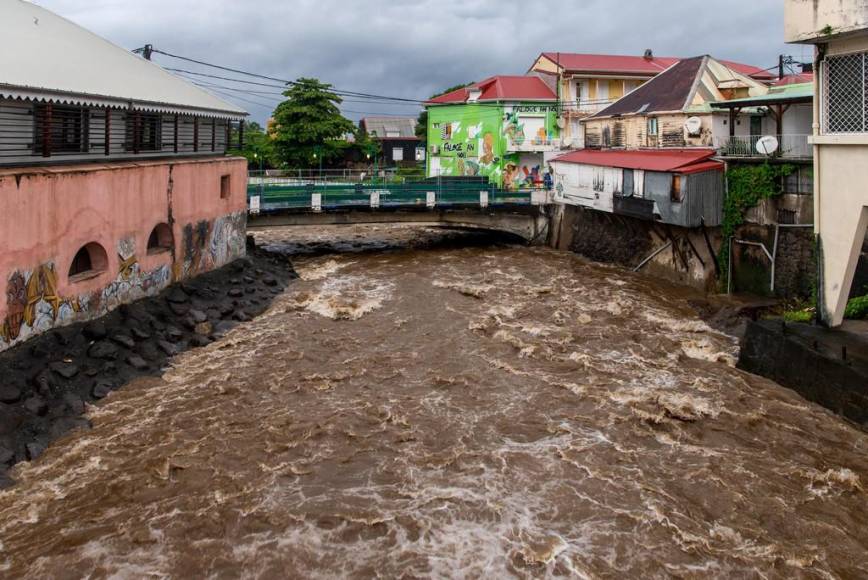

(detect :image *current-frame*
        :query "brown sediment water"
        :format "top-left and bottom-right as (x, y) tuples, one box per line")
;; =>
(0, 225), (866, 578)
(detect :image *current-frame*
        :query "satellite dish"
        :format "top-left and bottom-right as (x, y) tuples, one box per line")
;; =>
(684, 117), (702, 135)
(756, 135), (779, 155)
(556, 117), (566, 129)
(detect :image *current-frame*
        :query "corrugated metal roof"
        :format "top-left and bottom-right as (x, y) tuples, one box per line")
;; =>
(360, 116), (418, 138)
(709, 82), (813, 108)
(537, 52), (775, 80)
(773, 72), (814, 86)
(592, 56), (707, 117)
(551, 148), (721, 174)
(0, 0), (246, 118)
(426, 76), (557, 105)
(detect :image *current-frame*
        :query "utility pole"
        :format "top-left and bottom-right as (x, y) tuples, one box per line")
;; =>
(779, 54), (785, 81)
(143, 44), (153, 60)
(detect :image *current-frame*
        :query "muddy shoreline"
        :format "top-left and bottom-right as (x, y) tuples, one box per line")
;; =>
(0, 241), (297, 486)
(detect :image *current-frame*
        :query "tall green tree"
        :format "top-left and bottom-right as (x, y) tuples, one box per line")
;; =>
(416, 82), (473, 139)
(269, 78), (356, 167)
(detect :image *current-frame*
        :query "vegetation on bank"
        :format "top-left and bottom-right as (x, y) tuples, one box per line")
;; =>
(718, 162), (796, 286)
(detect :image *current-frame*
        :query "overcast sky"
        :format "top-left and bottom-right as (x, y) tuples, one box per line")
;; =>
(34, 0), (808, 125)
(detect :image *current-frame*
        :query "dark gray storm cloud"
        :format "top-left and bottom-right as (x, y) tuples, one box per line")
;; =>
(33, 0), (805, 124)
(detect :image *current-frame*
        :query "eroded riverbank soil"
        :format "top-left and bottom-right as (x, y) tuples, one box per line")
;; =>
(0, 225), (866, 578)
(0, 244), (296, 486)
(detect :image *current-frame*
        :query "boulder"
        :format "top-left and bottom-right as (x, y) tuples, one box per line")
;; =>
(127, 355), (149, 371)
(131, 327), (152, 340)
(194, 322), (213, 337)
(157, 340), (180, 356)
(63, 394), (85, 415)
(190, 335), (212, 348)
(0, 446), (13, 466)
(112, 334), (136, 349)
(23, 397), (48, 416)
(189, 309), (208, 324)
(92, 381), (114, 399)
(263, 276), (279, 287)
(88, 341), (119, 360)
(228, 288), (244, 298)
(168, 302), (190, 316)
(83, 321), (108, 341)
(49, 361), (80, 380)
(213, 321), (237, 338)
(165, 326), (185, 343)
(166, 287), (190, 304)
(0, 384), (22, 404)
(25, 442), (46, 461)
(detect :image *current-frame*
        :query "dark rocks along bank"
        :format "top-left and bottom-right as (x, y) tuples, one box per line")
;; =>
(0, 244), (296, 487)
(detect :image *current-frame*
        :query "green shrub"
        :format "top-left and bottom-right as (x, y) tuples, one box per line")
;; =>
(845, 295), (868, 319)
(782, 309), (814, 323)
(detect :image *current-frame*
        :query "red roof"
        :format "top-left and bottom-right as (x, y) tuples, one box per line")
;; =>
(773, 72), (814, 86)
(426, 76), (557, 104)
(551, 148), (722, 174)
(538, 52), (775, 80)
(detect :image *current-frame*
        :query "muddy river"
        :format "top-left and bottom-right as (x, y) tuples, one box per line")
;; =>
(0, 225), (866, 578)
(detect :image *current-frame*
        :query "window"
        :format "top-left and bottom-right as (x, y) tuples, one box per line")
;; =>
(670, 175), (683, 202)
(220, 174), (231, 199)
(33, 104), (89, 154)
(69, 242), (108, 282)
(647, 117), (658, 138)
(125, 112), (162, 152)
(823, 51), (868, 133)
(147, 223), (174, 254)
(386, 130), (400, 138)
(392, 147), (404, 162)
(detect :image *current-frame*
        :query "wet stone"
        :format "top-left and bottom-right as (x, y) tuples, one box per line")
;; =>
(189, 309), (208, 324)
(165, 327), (184, 343)
(0, 385), (22, 404)
(232, 311), (250, 322)
(23, 397), (48, 416)
(88, 341), (119, 360)
(25, 442), (46, 461)
(49, 362), (80, 380)
(112, 334), (136, 349)
(243, 276), (255, 285)
(228, 288), (244, 298)
(126, 355), (149, 371)
(193, 322), (213, 337)
(82, 321), (108, 341)
(169, 302), (190, 316)
(63, 394), (85, 415)
(92, 381), (114, 399)
(131, 327), (152, 340)
(263, 276), (279, 287)
(137, 343), (161, 362)
(0, 446), (13, 466)
(213, 320), (237, 338)
(190, 334), (212, 348)
(157, 340), (180, 357)
(244, 287), (256, 295)
(166, 287), (190, 304)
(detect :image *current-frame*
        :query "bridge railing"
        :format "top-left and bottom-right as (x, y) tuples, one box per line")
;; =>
(247, 177), (543, 213)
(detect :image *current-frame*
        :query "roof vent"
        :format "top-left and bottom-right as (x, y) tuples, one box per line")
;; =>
(643, 49), (654, 60)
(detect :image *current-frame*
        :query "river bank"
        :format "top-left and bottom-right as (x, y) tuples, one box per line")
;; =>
(0, 243), (297, 486)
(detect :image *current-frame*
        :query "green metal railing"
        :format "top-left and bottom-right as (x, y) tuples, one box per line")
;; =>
(247, 177), (535, 213)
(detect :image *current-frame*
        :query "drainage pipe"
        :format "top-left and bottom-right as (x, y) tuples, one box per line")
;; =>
(633, 241), (672, 272)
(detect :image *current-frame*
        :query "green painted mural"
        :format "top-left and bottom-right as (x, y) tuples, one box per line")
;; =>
(426, 103), (560, 188)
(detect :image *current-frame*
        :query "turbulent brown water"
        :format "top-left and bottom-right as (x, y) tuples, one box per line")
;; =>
(1, 225), (866, 579)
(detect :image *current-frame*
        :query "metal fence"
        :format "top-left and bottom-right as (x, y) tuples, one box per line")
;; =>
(247, 175), (539, 213)
(713, 134), (813, 159)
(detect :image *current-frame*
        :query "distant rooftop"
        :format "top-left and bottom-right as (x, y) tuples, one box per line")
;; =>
(360, 116), (418, 139)
(0, 0), (246, 118)
(535, 52), (776, 81)
(426, 76), (557, 105)
(710, 82), (813, 109)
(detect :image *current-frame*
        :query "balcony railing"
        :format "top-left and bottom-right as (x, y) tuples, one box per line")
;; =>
(506, 137), (561, 152)
(714, 134), (812, 159)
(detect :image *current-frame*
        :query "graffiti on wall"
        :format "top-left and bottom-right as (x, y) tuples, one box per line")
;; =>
(0, 210), (247, 352)
(428, 103), (557, 188)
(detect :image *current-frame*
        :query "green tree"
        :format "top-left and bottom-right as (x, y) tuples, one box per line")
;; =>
(353, 126), (381, 164)
(269, 78), (356, 167)
(416, 82), (474, 139)
(228, 121), (273, 169)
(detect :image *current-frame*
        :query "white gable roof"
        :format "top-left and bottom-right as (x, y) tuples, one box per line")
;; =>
(0, 0), (247, 119)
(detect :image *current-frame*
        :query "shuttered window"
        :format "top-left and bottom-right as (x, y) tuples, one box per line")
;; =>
(33, 104), (89, 155)
(125, 112), (162, 152)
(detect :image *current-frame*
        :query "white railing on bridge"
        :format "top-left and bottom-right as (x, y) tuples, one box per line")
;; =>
(714, 134), (813, 159)
(248, 168), (402, 187)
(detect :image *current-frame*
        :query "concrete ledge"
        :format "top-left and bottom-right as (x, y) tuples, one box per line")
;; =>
(738, 320), (868, 426)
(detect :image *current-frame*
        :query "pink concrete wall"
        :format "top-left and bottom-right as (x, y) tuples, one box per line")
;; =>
(0, 157), (248, 351)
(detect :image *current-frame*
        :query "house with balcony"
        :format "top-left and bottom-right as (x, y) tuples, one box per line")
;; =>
(528, 51), (775, 148)
(581, 55), (771, 150)
(785, 0), (868, 326)
(0, 0), (248, 352)
(425, 76), (559, 188)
